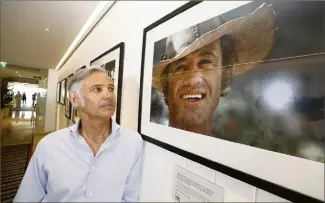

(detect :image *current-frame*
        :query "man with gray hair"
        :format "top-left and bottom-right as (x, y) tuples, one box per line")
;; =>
(14, 66), (143, 202)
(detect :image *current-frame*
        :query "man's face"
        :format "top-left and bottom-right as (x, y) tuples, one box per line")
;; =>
(77, 71), (116, 119)
(165, 40), (222, 125)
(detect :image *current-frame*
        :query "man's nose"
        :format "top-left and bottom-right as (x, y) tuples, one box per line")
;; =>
(183, 73), (204, 85)
(182, 71), (204, 88)
(102, 88), (111, 100)
(187, 62), (199, 72)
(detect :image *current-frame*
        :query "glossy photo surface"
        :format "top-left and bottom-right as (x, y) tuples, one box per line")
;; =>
(150, 1), (325, 163)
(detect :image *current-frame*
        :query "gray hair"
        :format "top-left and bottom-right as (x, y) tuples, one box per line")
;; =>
(68, 65), (106, 107)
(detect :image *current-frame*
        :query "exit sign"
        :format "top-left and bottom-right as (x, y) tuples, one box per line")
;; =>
(0, 62), (7, 69)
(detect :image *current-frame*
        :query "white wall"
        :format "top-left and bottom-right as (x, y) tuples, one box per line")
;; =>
(56, 1), (290, 202)
(44, 69), (58, 132)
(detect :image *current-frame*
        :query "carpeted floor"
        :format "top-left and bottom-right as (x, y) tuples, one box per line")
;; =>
(1, 144), (30, 203)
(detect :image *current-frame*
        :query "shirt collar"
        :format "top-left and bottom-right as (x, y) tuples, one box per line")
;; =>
(69, 118), (120, 140)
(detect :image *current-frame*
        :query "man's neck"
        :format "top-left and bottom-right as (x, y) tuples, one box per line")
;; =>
(169, 117), (212, 136)
(78, 114), (111, 155)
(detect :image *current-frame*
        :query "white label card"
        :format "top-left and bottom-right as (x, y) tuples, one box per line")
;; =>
(173, 165), (225, 202)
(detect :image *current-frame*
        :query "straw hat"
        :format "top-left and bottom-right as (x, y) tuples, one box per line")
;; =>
(152, 3), (275, 93)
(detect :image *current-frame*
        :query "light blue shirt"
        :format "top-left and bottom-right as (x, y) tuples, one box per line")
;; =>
(14, 119), (143, 202)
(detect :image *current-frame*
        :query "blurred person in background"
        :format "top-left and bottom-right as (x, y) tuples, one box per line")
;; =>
(14, 91), (22, 109)
(22, 92), (27, 105)
(32, 92), (36, 106)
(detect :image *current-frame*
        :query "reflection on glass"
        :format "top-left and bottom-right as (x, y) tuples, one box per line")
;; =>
(149, 1), (325, 163)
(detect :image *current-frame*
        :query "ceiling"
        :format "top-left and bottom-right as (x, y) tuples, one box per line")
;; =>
(0, 64), (48, 84)
(0, 1), (100, 69)
(0, 64), (42, 79)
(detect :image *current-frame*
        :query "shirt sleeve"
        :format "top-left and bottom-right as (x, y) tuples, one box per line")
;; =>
(122, 139), (144, 202)
(13, 142), (47, 202)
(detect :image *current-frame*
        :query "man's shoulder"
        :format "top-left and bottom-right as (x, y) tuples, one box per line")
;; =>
(118, 127), (143, 149)
(37, 127), (71, 148)
(119, 127), (142, 140)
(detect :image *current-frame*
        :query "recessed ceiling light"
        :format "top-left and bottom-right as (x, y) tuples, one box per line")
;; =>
(45, 28), (51, 32)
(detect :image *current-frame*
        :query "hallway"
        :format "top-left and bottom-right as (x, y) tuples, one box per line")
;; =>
(1, 109), (35, 147)
(1, 109), (35, 203)
(1, 1), (324, 202)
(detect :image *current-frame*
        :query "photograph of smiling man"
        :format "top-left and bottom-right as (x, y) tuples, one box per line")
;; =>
(149, 1), (325, 163)
(151, 4), (274, 135)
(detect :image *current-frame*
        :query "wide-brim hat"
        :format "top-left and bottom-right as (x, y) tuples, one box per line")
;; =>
(152, 4), (275, 93)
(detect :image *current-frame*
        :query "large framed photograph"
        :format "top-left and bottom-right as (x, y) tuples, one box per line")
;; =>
(56, 82), (61, 103)
(60, 78), (66, 105)
(138, 1), (324, 202)
(65, 74), (74, 119)
(90, 42), (125, 124)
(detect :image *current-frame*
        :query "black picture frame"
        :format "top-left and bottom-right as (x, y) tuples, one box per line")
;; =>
(65, 73), (74, 119)
(138, 1), (322, 203)
(72, 106), (78, 124)
(59, 78), (67, 105)
(71, 66), (86, 123)
(56, 82), (61, 103)
(77, 65), (86, 72)
(90, 42), (125, 124)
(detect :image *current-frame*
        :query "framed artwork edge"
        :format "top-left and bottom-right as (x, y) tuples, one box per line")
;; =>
(64, 111), (71, 119)
(77, 65), (87, 71)
(56, 81), (61, 103)
(65, 73), (74, 119)
(72, 106), (77, 124)
(59, 78), (67, 105)
(140, 134), (322, 203)
(70, 65), (86, 123)
(89, 42), (125, 124)
(137, 1), (323, 203)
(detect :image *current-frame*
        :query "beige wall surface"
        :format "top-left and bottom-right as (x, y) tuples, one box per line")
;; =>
(52, 1), (312, 202)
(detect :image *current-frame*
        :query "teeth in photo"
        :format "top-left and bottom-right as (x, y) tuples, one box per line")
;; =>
(182, 94), (203, 99)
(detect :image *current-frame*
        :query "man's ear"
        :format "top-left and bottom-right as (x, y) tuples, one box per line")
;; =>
(69, 92), (79, 107)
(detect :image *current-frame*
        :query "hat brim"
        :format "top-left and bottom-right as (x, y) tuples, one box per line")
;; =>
(152, 3), (275, 92)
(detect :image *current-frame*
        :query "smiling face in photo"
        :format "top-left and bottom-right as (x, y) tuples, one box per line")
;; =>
(80, 71), (116, 118)
(165, 40), (223, 126)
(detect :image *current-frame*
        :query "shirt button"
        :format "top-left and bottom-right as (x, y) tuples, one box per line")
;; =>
(89, 192), (92, 196)
(91, 166), (95, 170)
